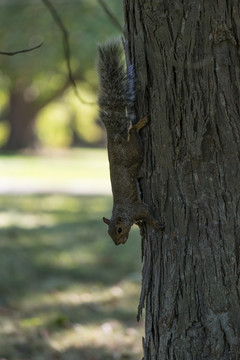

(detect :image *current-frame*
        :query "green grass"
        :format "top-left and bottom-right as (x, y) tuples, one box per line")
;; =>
(0, 194), (144, 360)
(0, 148), (110, 180)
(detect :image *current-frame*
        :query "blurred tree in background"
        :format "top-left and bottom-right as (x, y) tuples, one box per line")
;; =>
(0, 0), (123, 150)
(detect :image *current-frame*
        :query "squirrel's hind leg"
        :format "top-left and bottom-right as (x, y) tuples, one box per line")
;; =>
(133, 116), (148, 132)
(135, 202), (165, 230)
(128, 116), (148, 142)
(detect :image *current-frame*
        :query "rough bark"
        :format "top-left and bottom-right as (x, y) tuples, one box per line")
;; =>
(124, 1), (240, 359)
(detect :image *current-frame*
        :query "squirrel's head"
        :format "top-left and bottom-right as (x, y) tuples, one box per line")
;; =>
(103, 216), (131, 245)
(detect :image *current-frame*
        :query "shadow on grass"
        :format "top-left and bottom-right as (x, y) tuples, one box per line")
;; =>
(1, 343), (140, 360)
(0, 219), (141, 299)
(0, 194), (143, 360)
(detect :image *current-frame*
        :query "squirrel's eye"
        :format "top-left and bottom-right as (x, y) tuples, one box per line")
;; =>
(118, 228), (122, 233)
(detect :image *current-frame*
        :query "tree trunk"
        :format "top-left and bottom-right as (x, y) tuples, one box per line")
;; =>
(4, 89), (38, 150)
(124, 1), (240, 359)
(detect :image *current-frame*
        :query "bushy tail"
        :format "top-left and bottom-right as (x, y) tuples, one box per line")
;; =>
(97, 40), (135, 136)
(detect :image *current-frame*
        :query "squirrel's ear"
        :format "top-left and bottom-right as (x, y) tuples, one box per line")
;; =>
(103, 217), (110, 225)
(116, 216), (122, 224)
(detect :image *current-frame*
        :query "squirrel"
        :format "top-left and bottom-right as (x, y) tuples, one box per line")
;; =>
(97, 40), (164, 246)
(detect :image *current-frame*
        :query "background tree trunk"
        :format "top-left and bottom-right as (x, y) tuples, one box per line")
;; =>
(4, 89), (39, 150)
(124, 1), (240, 359)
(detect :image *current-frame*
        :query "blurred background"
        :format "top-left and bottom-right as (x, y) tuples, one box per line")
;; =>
(0, 1), (143, 359)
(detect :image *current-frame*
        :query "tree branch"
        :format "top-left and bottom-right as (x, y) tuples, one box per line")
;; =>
(41, 0), (93, 104)
(0, 42), (43, 56)
(37, 72), (87, 110)
(97, 0), (123, 33)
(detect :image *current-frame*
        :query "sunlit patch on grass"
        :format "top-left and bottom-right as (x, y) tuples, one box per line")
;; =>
(0, 211), (57, 229)
(19, 280), (141, 318)
(0, 317), (18, 336)
(48, 319), (143, 357)
(0, 148), (110, 180)
(20, 316), (46, 328)
(37, 250), (97, 270)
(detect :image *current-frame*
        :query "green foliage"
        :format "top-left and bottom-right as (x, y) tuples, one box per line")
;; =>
(36, 102), (73, 148)
(0, 1), (123, 148)
(0, 0), (123, 87)
(0, 90), (9, 146)
(36, 84), (101, 148)
(0, 194), (143, 360)
(0, 121), (9, 147)
(66, 85), (101, 144)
